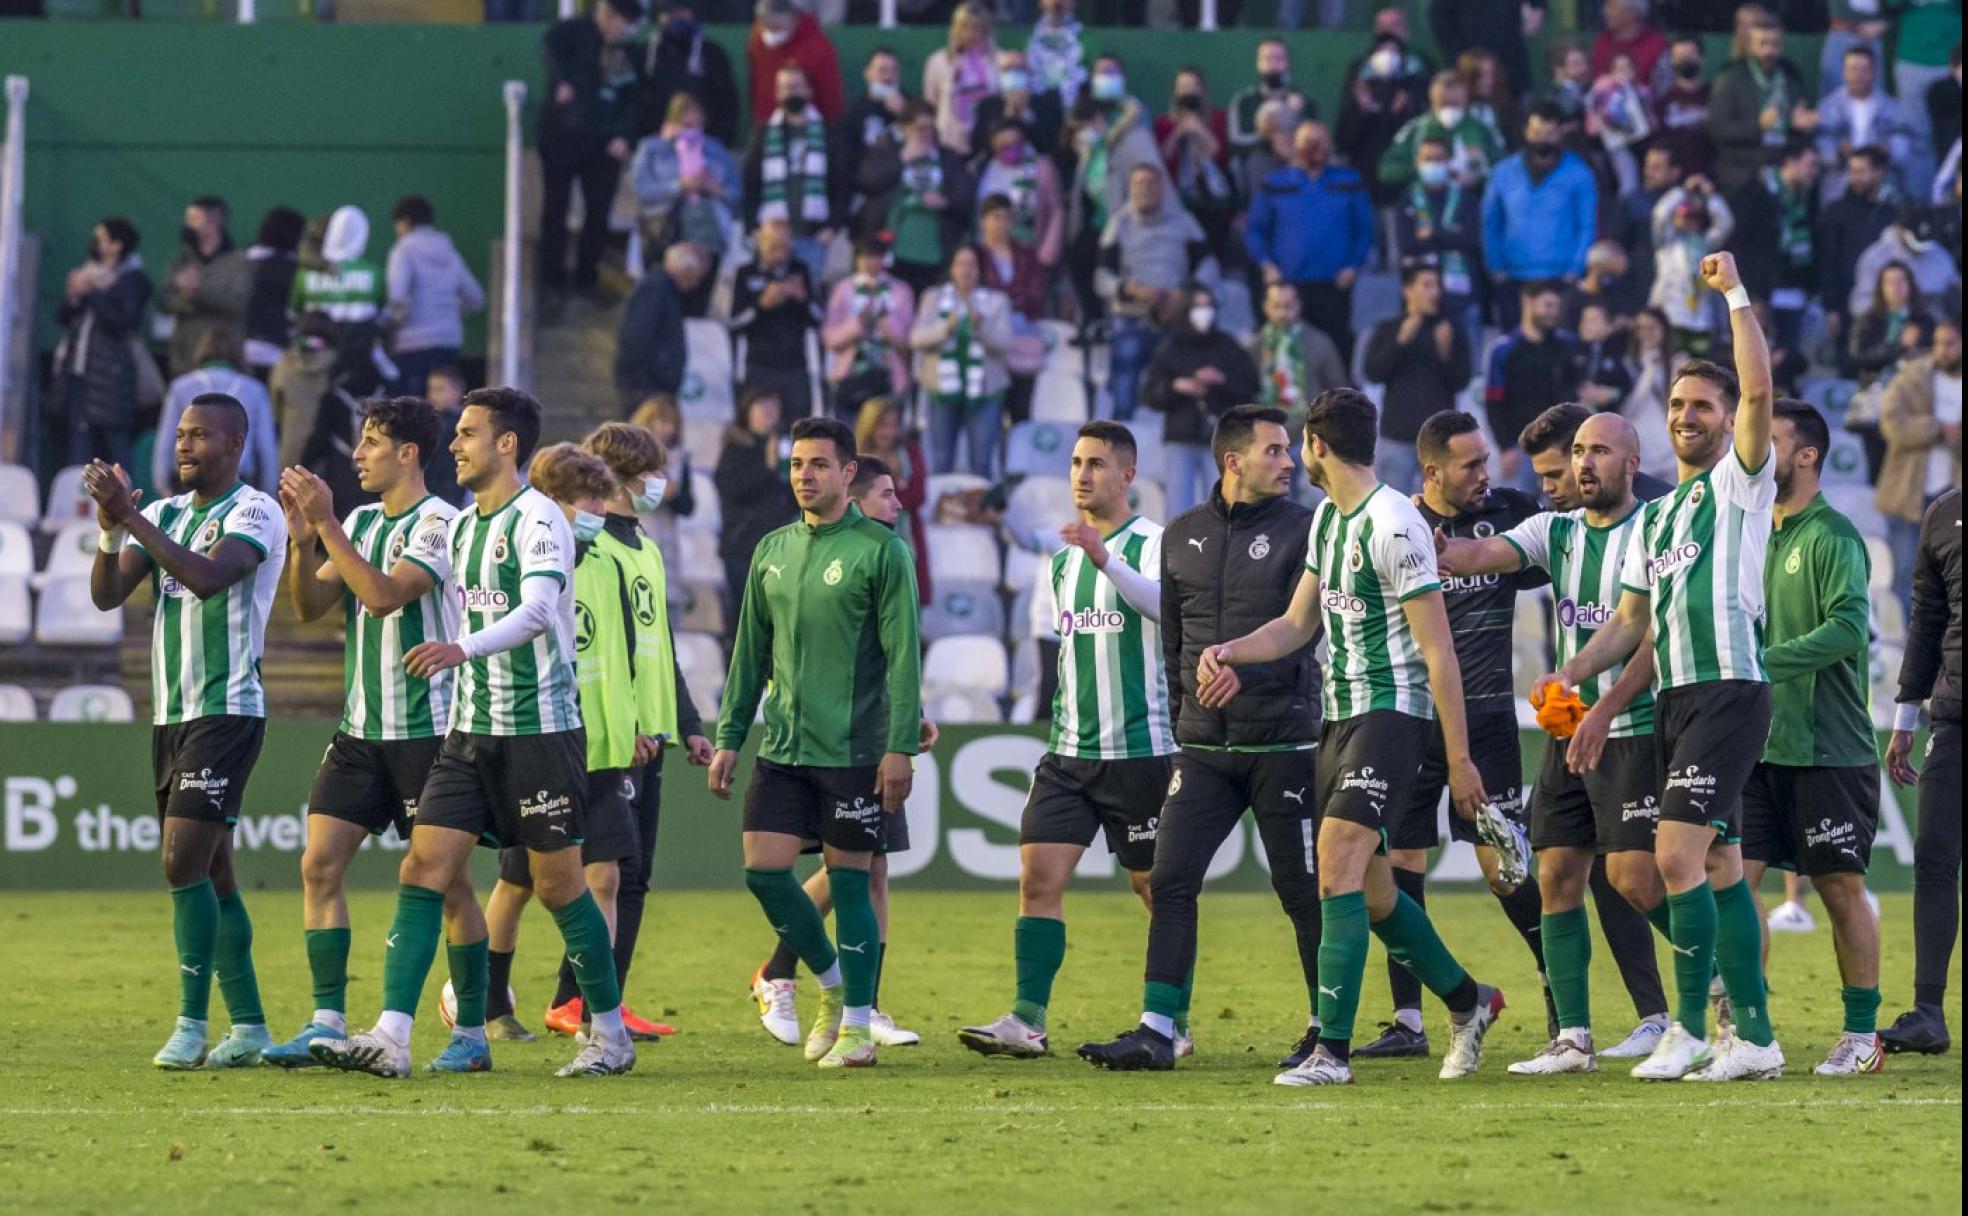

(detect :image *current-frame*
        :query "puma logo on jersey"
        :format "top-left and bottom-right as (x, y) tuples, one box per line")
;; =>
(386, 933), (399, 949)
(765, 563), (785, 579)
(181, 963), (202, 976)
(569, 953), (584, 971)
(1282, 788), (1306, 804)
(840, 941), (868, 955)
(1670, 942), (1697, 957)
(1187, 537), (1207, 552)
(1318, 985), (1343, 999)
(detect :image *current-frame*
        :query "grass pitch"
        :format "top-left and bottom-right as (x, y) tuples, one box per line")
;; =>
(2, 889), (1959, 1215)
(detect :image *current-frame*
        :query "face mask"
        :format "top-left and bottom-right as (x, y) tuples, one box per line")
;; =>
(1091, 72), (1124, 101)
(1527, 140), (1561, 162)
(868, 80), (896, 101)
(1188, 306), (1216, 332)
(1417, 161), (1451, 188)
(996, 144), (1026, 165)
(1369, 47), (1402, 77)
(1435, 105), (1465, 129)
(781, 94), (809, 116)
(1260, 70), (1289, 91)
(181, 225), (202, 249)
(1674, 60), (1701, 81)
(631, 475), (668, 513)
(761, 24), (791, 48)
(1001, 69), (1030, 95)
(571, 509), (605, 543)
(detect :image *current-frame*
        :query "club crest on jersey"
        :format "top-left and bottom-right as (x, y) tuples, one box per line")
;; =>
(1688, 481), (1706, 508)
(1166, 768), (1183, 798)
(1059, 606), (1126, 636)
(574, 601), (596, 650)
(1347, 543), (1364, 572)
(198, 519), (222, 549)
(389, 531), (408, 564)
(493, 533), (510, 563)
(1473, 521), (1495, 538)
(1784, 549), (1802, 575)
(630, 576), (659, 625)
(1249, 533), (1271, 560)
(823, 558), (844, 586)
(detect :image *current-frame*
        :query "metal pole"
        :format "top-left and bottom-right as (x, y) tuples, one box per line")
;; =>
(501, 80), (527, 390)
(1198, 0), (1217, 31)
(879, 0), (897, 28)
(238, 0), (257, 23)
(0, 76), (27, 450)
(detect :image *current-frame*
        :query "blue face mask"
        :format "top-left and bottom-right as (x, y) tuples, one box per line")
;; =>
(631, 475), (668, 513)
(1417, 161), (1451, 188)
(868, 80), (896, 101)
(1001, 69), (1031, 95)
(1091, 72), (1124, 101)
(571, 509), (605, 543)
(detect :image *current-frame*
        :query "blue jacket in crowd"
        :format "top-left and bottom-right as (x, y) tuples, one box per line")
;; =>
(1243, 163), (1375, 285)
(1480, 150), (1599, 282)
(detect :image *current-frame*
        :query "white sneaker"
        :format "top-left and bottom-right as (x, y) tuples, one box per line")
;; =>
(1508, 1035), (1598, 1075)
(1439, 984), (1506, 1079)
(803, 987), (844, 1062)
(1274, 1044), (1353, 1086)
(1766, 900), (1816, 933)
(1173, 1030), (1195, 1059)
(1599, 1017), (1667, 1059)
(958, 1011), (1050, 1058)
(309, 1027), (412, 1079)
(1685, 1032), (1782, 1081)
(750, 968), (800, 1047)
(1631, 1021), (1712, 1080)
(1814, 1031), (1885, 1076)
(1475, 805), (1532, 888)
(555, 1031), (635, 1077)
(868, 1008), (920, 1047)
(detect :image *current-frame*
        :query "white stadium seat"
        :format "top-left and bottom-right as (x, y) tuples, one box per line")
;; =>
(48, 684), (135, 722)
(41, 464), (95, 534)
(682, 416), (726, 470)
(1126, 476), (1167, 525)
(1031, 370), (1089, 421)
(923, 523), (1000, 587)
(922, 580), (1004, 641)
(0, 683), (35, 721)
(679, 318), (735, 421)
(926, 472), (991, 519)
(1819, 429), (1869, 486)
(678, 527), (725, 586)
(927, 690), (1004, 724)
(923, 636), (1011, 695)
(34, 574), (121, 646)
(36, 522), (99, 589)
(672, 630), (726, 725)
(674, 580), (725, 637)
(1003, 477), (1075, 548)
(0, 519), (32, 577)
(0, 575), (33, 645)
(1002, 543), (1040, 594)
(1005, 420), (1076, 479)
(689, 469), (720, 535)
(0, 462), (41, 527)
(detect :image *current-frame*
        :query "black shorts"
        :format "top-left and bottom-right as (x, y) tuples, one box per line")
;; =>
(1530, 732), (1662, 855)
(798, 806), (914, 857)
(1388, 711), (1524, 850)
(1316, 711), (1432, 847)
(152, 715), (267, 825)
(1021, 752), (1178, 872)
(499, 767), (642, 884)
(742, 758), (890, 853)
(416, 729), (588, 853)
(308, 732), (443, 839)
(1740, 762), (1879, 877)
(1653, 681), (1772, 843)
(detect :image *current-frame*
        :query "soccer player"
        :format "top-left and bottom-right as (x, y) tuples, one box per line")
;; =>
(476, 442), (664, 1044)
(1076, 406), (1326, 1074)
(1535, 251), (1786, 1081)
(1358, 408), (1548, 1060)
(1439, 411), (1671, 1073)
(264, 397), (478, 1068)
(84, 393), (287, 1069)
(1737, 399), (1885, 1076)
(310, 387), (635, 1079)
(960, 422), (1175, 1060)
(749, 454), (932, 1050)
(709, 415), (923, 1070)
(1881, 486), (1962, 1056)
(1200, 388), (1506, 1087)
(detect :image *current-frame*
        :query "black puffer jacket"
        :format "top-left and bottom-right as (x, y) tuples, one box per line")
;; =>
(1900, 487), (1962, 725)
(1161, 485), (1322, 747)
(1141, 325), (1262, 446)
(55, 259), (152, 429)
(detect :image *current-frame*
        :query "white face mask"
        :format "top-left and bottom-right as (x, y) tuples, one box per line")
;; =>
(1188, 306), (1216, 332)
(1436, 105), (1466, 129)
(761, 24), (791, 48)
(571, 509), (605, 543)
(1370, 47), (1402, 77)
(632, 475), (668, 512)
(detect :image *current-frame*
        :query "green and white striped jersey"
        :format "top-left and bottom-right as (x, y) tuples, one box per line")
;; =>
(339, 495), (460, 740)
(1621, 451), (1774, 689)
(424, 486), (582, 736)
(131, 483), (287, 724)
(1042, 517), (1174, 760)
(1503, 506), (1655, 737)
(1305, 485), (1441, 721)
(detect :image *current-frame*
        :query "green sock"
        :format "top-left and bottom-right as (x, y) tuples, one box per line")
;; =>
(1370, 890), (1471, 999)
(1842, 985), (1882, 1036)
(1713, 878), (1774, 1047)
(1644, 899), (1673, 939)
(379, 884), (446, 1017)
(828, 867), (879, 1008)
(1011, 915), (1065, 1029)
(1175, 965), (1195, 1037)
(550, 890), (622, 1015)
(1143, 980), (1183, 1021)
(1316, 892), (1369, 1043)
(744, 867), (838, 977)
(305, 927), (352, 1014)
(214, 890), (265, 1025)
(170, 880), (220, 1021)
(446, 938), (489, 1030)
(1667, 885), (1718, 1037)
(1542, 906), (1592, 1032)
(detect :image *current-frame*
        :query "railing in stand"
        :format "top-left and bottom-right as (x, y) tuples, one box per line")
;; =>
(0, 76), (29, 463)
(500, 79), (527, 389)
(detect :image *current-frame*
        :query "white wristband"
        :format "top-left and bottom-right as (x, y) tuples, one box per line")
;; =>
(1724, 285), (1752, 312)
(1893, 702), (1924, 732)
(98, 527), (127, 554)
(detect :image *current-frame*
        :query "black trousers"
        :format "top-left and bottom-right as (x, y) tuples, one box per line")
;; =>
(540, 145), (623, 288)
(1914, 721), (1963, 1006)
(554, 753), (666, 1004)
(1143, 747), (1322, 1000)
(1292, 279), (1355, 365)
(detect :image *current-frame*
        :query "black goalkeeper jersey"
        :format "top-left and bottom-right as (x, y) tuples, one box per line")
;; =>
(1417, 486), (1547, 718)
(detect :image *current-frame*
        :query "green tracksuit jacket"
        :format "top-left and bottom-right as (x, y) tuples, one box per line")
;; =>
(1762, 493), (1877, 768)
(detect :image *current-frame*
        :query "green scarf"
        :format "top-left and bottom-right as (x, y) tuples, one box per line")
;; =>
(1259, 322), (1308, 411)
(850, 275), (897, 376)
(1408, 181), (1471, 294)
(1764, 166), (1812, 269)
(933, 286), (988, 404)
(1747, 59), (1792, 146)
(887, 152), (945, 267)
(760, 107), (830, 228)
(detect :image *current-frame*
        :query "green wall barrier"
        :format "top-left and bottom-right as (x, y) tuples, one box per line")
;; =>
(0, 721), (1928, 891)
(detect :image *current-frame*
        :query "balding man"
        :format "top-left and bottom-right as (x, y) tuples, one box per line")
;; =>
(615, 240), (710, 412)
(1437, 409), (1672, 1074)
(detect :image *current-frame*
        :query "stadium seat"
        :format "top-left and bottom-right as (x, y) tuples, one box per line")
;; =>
(0, 682), (34, 721)
(0, 575), (32, 645)
(674, 580), (725, 636)
(1824, 484), (1886, 540)
(923, 635), (1011, 695)
(672, 630), (726, 725)
(48, 683), (135, 723)
(678, 526), (725, 586)
(1003, 477), (1075, 548)
(34, 575), (121, 646)
(923, 523), (1000, 587)
(682, 416), (726, 471)
(1005, 420), (1076, 479)
(921, 580), (1005, 641)
(927, 690), (1004, 724)
(1031, 370), (1089, 421)
(41, 465), (95, 534)
(1003, 542), (1040, 594)
(1864, 536), (1894, 589)
(35, 522), (98, 589)
(679, 319), (735, 421)
(1820, 429), (1869, 486)
(1008, 690), (1040, 724)
(926, 472), (991, 517)
(689, 469), (720, 535)
(0, 462), (40, 526)
(1127, 476), (1167, 524)
(0, 519), (32, 577)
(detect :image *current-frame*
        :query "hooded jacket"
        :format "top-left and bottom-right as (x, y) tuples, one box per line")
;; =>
(1141, 323), (1261, 446)
(746, 11), (845, 127)
(385, 224), (486, 354)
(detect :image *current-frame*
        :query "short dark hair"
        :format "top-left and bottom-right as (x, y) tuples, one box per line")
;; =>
(1773, 397), (1830, 467)
(1211, 404), (1289, 471)
(186, 392), (248, 438)
(1417, 134), (1453, 158)
(1778, 137), (1818, 166)
(190, 195), (228, 216)
(737, 383), (783, 424)
(1518, 402), (1592, 457)
(1400, 259), (1441, 287)
(1843, 44), (1877, 65)
(393, 195), (435, 227)
(362, 396), (443, 469)
(461, 386), (543, 466)
(1416, 409), (1482, 466)
(100, 216), (140, 254)
(427, 364), (467, 390)
(866, 45), (898, 66)
(790, 415), (857, 463)
(1303, 388), (1378, 467)
(1522, 278), (1564, 301)
(1847, 144), (1889, 171)
(1673, 358), (1741, 410)
(900, 97), (934, 126)
(256, 205), (306, 252)
(1526, 99), (1568, 128)
(850, 454), (893, 494)
(979, 192), (1014, 217)
(1076, 420), (1137, 467)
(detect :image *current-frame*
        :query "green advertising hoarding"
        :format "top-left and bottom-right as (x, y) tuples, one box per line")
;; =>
(0, 723), (1929, 892)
